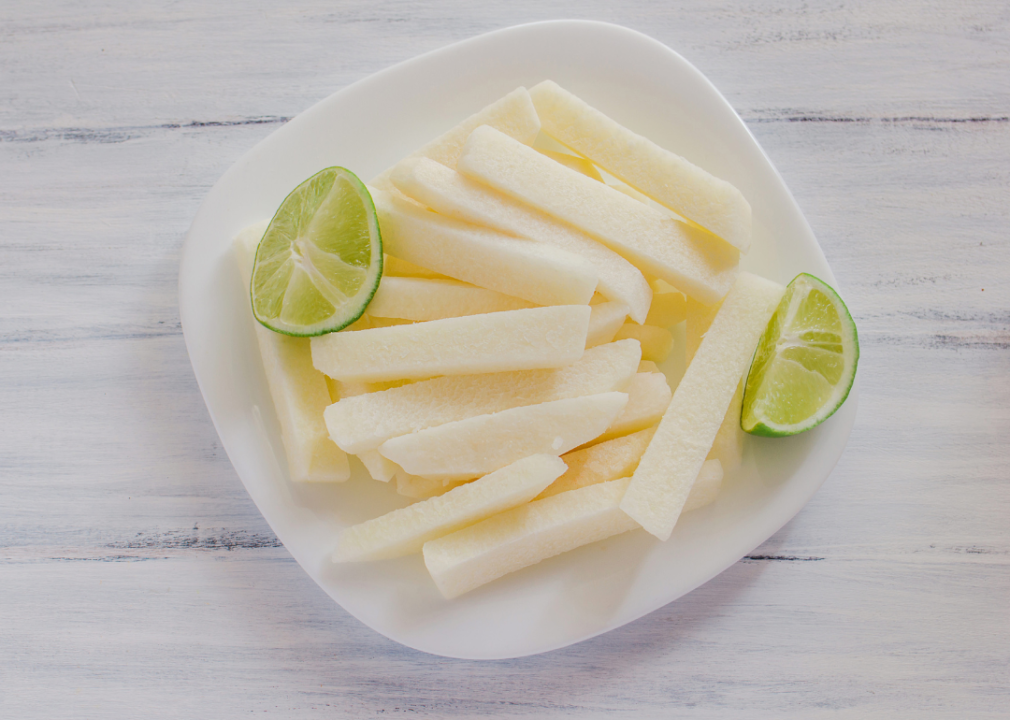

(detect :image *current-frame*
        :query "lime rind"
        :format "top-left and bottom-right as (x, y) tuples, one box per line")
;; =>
(742, 273), (859, 437)
(250, 167), (383, 337)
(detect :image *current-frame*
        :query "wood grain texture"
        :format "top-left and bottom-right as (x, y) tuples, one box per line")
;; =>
(2, 1), (1008, 717)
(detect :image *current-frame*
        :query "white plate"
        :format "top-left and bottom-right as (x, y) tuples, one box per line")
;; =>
(179, 20), (857, 659)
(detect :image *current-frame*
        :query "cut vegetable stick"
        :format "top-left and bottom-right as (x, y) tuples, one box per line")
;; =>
(535, 148), (604, 181)
(333, 454), (565, 562)
(367, 276), (534, 322)
(370, 86), (540, 193)
(591, 372), (672, 445)
(456, 125), (739, 306)
(371, 186), (598, 307)
(646, 287), (688, 328)
(365, 316), (414, 328)
(423, 477), (639, 599)
(358, 449), (398, 483)
(538, 426), (656, 500)
(614, 323), (675, 363)
(529, 80), (752, 252)
(684, 459), (723, 513)
(311, 304), (591, 383)
(395, 469), (470, 500)
(233, 222), (350, 483)
(637, 360), (660, 374)
(379, 392), (629, 481)
(330, 377), (414, 400)
(621, 272), (785, 540)
(685, 296), (721, 364)
(608, 181), (653, 206)
(325, 340), (639, 454)
(708, 381), (745, 471)
(586, 301), (630, 348)
(382, 255), (449, 280)
(390, 158), (652, 323)
(539, 429), (721, 511)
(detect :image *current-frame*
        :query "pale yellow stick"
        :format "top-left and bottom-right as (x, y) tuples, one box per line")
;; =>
(310, 305), (591, 383)
(334, 454), (565, 562)
(457, 125), (739, 306)
(529, 80), (752, 251)
(233, 222), (350, 483)
(621, 272), (785, 540)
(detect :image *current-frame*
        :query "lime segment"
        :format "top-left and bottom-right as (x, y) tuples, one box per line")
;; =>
(742, 273), (858, 436)
(251, 167), (382, 336)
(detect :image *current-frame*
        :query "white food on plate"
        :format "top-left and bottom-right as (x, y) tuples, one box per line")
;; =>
(395, 468), (468, 500)
(590, 372), (672, 446)
(456, 124), (740, 306)
(333, 454), (566, 562)
(423, 477), (639, 599)
(357, 449), (399, 483)
(708, 381), (745, 471)
(378, 392), (629, 481)
(645, 287), (688, 328)
(621, 272), (785, 540)
(613, 322), (675, 363)
(310, 304), (591, 382)
(424, 457), (726, 599)
(585, 301), (631, 348)
(371, 185), (599, 307)
(324, 339), (641, 454)
(237, 79), (783, 601)
(683, 459), (724, 513)
(233, 221), (350, 483)
(366, 276), (533, 321)
(390, 157), (652, 322)
(529, 80), (752, 252)
(536, 425), (656, 500)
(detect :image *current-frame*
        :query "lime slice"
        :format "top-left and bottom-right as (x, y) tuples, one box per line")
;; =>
(251, 167), (382, 336)
(742, 273), (858, 436)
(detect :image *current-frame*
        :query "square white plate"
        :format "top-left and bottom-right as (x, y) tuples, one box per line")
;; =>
(179, 20), (857, 659)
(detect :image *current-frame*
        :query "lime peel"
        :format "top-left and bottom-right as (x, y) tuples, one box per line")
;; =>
(251, 167), (383, 337)
(742, 273), (858, 436)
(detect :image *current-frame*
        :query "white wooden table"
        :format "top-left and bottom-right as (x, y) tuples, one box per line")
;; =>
(3, 2), (1008, 717)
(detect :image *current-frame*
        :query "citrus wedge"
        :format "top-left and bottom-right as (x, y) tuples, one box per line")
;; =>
(251, 167), (382, 336)
(742, 273), (858, 436)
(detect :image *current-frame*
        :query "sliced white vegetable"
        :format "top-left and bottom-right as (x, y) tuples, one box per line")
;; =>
(390, 157), (651, 322)
(370, 186), (598, 307)
(529, 80), (752, 252)
(311, 305), (591, 383)
(621, 272), (785, 540)
(379, 392), (629, 481)
(591, 372), (672, 445)
(586, 301), (631, 349)
(233, 222), (350, 483)
(708, 381), (745, 471)
(357, 449), (398, 483)
(423, 477), (639, 599)
(456, 125), (739, 306)
(324, 340), (640, 454)
(613, 323), (675, 363)
(683, 459), (724, 513)
(538, 426), (656, 500)
(367, 276), (533, 322)
(333, 454), (565, 562)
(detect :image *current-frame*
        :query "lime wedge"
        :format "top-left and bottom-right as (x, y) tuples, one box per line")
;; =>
(742, 273), (858, 436)
(251, 167), (382, 336)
